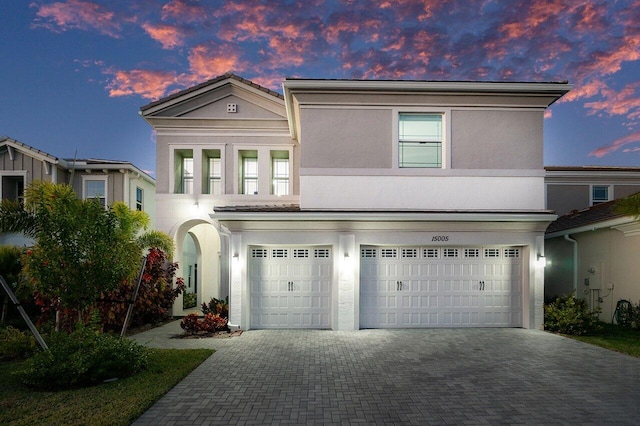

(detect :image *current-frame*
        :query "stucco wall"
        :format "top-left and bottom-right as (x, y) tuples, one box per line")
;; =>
(546, 185), (590, 215)
(299, 108), (392, 169)
(451, 110), (542, 169)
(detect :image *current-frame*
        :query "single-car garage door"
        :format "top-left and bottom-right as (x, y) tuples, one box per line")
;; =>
(360, 246), (523, 328)
(250, 246), (332, 329)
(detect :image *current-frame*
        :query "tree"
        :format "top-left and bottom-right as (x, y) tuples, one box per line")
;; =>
(615, 192), (640, 218)
(1, 181), (175, 327)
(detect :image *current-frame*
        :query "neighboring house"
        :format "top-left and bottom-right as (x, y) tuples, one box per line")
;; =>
(0, 136), (155, 245)
(545, 166), (640, 216)
(141, 73), (570, 330)
(545, 201), (640, 322)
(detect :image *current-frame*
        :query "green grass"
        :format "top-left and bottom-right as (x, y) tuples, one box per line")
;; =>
(567, 323), (640, 358)
(0, 348), (213, 426)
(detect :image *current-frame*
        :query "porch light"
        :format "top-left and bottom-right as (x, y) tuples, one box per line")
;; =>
(344, 252), (349, 258)
(537, 254), (547, 267)
(233, 252), (239, 260)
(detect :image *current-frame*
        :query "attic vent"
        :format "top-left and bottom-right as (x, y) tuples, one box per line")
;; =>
(227, 103), (237, 113)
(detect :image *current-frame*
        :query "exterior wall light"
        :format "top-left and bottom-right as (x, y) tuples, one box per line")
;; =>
(344, 252), (349, 258)
(537, 254), (547, 267)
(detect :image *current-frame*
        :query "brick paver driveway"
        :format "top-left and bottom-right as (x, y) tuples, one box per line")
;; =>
(132, 323), (640, 425)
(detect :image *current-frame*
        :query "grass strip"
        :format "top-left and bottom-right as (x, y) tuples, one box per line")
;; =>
(0, 348), (213, 426)
(567, 323), (640, 358)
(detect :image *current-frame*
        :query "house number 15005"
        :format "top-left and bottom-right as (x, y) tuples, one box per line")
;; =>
(431, 235), (449, 242)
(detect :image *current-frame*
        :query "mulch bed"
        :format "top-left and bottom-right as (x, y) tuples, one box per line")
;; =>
(172, 329), (243, 339)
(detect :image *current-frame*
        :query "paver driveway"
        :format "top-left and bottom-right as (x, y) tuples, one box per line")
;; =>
(132, 322), (640, 425)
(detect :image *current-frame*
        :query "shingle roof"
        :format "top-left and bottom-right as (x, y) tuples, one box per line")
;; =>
(545, 165), (640, 172)
(140, 72), (284, 112)
(546, 200), (626, 234)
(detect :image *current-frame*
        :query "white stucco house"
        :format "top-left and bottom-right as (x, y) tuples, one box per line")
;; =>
(140, 73), (571, 330)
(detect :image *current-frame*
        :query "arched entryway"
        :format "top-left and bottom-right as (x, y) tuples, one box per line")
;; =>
(173, 219), (226, 315)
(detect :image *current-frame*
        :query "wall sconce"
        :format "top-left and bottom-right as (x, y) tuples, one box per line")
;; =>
(537, 254), (547, 267)
(344, 252), (349, 258)
(233, 253), (239, 260)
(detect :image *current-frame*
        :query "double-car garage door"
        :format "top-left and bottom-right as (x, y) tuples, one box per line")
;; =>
(249, 245), (523, 329)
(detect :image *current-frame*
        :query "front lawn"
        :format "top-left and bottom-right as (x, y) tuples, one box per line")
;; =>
(567, 323), (640, 358)
(0, 348), (213, 426)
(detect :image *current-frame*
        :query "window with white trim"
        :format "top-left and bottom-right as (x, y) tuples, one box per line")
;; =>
(1, 175), (25, 203)
(398, 113), (443, 168)
(136, 187), (143, 211)
(271, 151), (289, 196)
(592, 185), (611, 205)
(174, 150), (194, 194)
(84, 178), (107, 207)
(208, 154), (222, 195)
(240, 151), (258, 195)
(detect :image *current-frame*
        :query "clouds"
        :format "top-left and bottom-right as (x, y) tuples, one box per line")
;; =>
(28, 0), (640, 159)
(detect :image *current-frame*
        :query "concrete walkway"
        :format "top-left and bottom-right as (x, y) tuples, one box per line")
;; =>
(131, 322), (640, 425)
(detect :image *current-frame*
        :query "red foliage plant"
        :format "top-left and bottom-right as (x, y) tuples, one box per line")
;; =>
(97, 248), (185, 332)
(180, 312), (228, 334)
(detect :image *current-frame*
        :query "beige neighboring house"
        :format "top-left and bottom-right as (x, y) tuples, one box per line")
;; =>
(141, 73), (571, 330)
(545, 200), (640, 322)
(0, 136), (156, 246)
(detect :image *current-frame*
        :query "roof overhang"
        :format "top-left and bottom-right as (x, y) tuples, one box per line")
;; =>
(282, 79), (572, 140)
(546, 216), (637, 239)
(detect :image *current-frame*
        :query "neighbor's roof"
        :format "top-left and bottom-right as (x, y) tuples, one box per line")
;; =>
(546, 199), (627, 235)
(545, 165), (640, 173)
(0, 135), (59, 162)
(140, 72), (284, 112)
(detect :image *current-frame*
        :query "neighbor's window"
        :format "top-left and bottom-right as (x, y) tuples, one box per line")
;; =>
(1, 175), (25, 203)
(592, 186), (610, 205)
(85, 179), (106, 207)
(240, 151), (258, 195)
(271, 151), (289, 196)
(398, 113), (442, 168)
(136, 187), (143, 211)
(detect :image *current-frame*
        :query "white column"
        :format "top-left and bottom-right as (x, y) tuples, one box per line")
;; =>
(337, 234), (357, 330)
(229, 233), (244, 329)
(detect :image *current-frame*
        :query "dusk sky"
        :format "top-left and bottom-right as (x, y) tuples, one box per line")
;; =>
(2, 0), (640, 176)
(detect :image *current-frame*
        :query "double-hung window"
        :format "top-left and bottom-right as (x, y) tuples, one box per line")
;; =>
(209, 157), (222, 194)
(271, 151), (289, 196)
(398, 113), (442, 168)
(182, 157), (194, 194)
(241, 151), (258, 195)
(84, 179), (106, 207)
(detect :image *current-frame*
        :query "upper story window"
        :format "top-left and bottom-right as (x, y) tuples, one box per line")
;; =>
(398, 113), (442, 168)
(240, 150), (258, 195)
(1, 175), (25, 203)
(136, 187), (143, 211)
(84, 177), (107, 207)
(271, 151), (289, 196)
(592, 185), (611, 205)
(174, 149), (193, 194)
(207, 151), (222, 195)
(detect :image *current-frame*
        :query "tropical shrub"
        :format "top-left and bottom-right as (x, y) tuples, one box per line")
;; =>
(180, 313), (228, 334)
(97, 248), (185, 332)
(544, 293), (601, 335)
(183, 292), (197, 310)
(201, 296), (229, 319)
(0, 326), (37, 361)
(15, 325), (148, 390)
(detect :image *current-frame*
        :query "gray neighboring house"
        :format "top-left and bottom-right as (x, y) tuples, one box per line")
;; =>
(544, 166), (640, 321)
(0, 136), (156, 246)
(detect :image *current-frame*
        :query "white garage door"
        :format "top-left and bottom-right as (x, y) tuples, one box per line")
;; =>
(360, 246), (523, 328)
(250, 246), (332, 329)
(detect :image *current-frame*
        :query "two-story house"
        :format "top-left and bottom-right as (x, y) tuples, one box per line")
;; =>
(141, 73), (570, 330)
(0, 136), (156, 245)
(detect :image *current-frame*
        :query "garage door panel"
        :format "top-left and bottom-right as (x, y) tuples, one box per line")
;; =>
(250, 246), (332, 329)
(360, 245), (522, 328)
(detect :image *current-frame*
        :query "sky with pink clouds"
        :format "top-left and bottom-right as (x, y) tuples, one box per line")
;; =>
(1, 0), (640, 176)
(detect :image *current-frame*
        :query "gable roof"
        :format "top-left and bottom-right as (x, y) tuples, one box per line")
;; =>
(0, 136), (60, 163)
(139, 72), (283, 113)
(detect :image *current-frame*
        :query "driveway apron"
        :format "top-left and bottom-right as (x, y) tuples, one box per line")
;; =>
(132, 322), (640, 425)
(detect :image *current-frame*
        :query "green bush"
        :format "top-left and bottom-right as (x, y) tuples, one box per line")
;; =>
(544, 293), (601, 335)
(15, 326), (148, 390)
(201, 296), (229, 319)
(0, 326), (37, 361)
